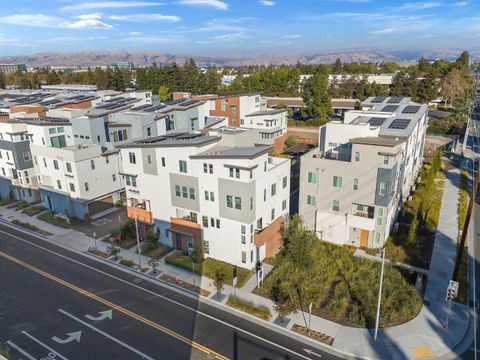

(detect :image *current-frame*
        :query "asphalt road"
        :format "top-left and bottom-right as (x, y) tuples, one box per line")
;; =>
(0, 223), (341, 360)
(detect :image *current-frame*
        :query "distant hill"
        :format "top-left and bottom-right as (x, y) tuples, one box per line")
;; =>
(0, 49), (478, 68)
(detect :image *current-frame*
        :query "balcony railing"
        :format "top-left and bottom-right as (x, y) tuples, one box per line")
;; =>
(127, 205), (153, 225)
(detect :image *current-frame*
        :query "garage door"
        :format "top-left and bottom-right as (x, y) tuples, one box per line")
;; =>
(88, 196), (114, 215)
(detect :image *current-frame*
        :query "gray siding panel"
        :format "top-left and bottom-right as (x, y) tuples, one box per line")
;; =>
(0, 140), (33, 170)
(374, 163), (397, 207)
(169, 173), (200, 212)
(141, 148), (158, 176)
(218, 178), (256, 223)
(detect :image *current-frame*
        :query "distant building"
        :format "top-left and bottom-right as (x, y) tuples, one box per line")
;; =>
(108, 62), (135, 70)
(41, 84), (98, 93)
(0, 64), (27, 75)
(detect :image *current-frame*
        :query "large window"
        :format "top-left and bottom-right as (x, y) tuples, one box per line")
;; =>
(50, 135), (66, 148)
(307, 172), (317, 184)
(353, 178), (359, 191)
(66, 162), (72, 173)
(333, 176), (343, 188)
(226, 195), (233, 208)
(175, 185), (181, 197)
(125, 175), (137, 187)
(128, 152), (136, 164)
(307, 195), (316, 205)
(189, 188), (195, 200)
(235, 197), (242, 210)
(332, 200), (340, 212)
(379, 181), (387, 196)
(377, 208), (384, 226)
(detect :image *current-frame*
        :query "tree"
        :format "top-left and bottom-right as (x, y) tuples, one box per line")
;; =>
(440, 69), (464, 107)
(302, 74), (332, 119)
(214, 269), (226, 299)
(107, 244), (121, 260)
(407, 213), (419, 247)
(275, 103), (293, 118)
(454, 51), (470, 74)
(0, 72), (6, 89)
(46, 70), (61, 85)
(332, 58), (343, 74)
(148, 258), (160, 274)
(145, 230), (159, 250)
(158, 85), (170, 102)
(271, 281), (297, 322)
(192, 245), (204, 264)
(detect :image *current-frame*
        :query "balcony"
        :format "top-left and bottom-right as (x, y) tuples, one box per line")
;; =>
(324, 150), (351, 162)
(127, 204), (153, 225)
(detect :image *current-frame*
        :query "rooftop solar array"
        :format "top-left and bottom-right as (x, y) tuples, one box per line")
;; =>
(130, 104), (152, 111)
(381, 105), (399, 112)
(368, 117), (386, 127)
(388, 96), (404, 104)
(402, 105), (421, 114)
(144, 104), (167, 112)
(179, 99), (198, 107)
(371, 96), (387, 103)
(40, 99), (63, 106)
(388, 118), (411, 129)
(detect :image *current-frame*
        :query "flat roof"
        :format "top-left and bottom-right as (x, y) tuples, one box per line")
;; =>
(350, 137), (406, 147)
(190, 145), (271, 160)
(245, 109), (287, 117)
(118, 132), (220, 149)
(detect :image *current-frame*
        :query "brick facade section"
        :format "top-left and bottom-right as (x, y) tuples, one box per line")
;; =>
(210, 96), (241, 127)
(170, 217), (202, 252)
(254, 216), (284, 258)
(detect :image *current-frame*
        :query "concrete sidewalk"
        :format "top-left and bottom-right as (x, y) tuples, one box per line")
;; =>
(0, 168), (472, 360)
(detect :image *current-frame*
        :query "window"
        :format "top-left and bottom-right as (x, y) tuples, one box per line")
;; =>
(375, 232), (381, 244)
(84, 182), (89, 191)
(147, 155), (152, 165)
(307, 172), (317, 184)
(383, 156), (389, 165)
(264, 161), (267, 172)
(241, 225), (246, 244)
(250, 197), (253, 210)
(328, 142), (338, 148)
(57, 180), (62, 190)
(209, 164), (213, 174)
(125, 175), (136, 187)
(161, 157), (166, 167)
(377, 208), (383, 226)
(210, 192), (215, 202)
(112, 174), (116, 181)
(49, 128), (57, 134)
(182, 186), (188, 198)
(69, 183), (75, 192)
(57, 127), (64, 133)
(203, 240), (210, 254)
(241, 251), (246, 264)
(204, 191), (209, 201)
(179, 160), (187, 173)
(66, 162), (72, 173)
(50, 135), (66, 148)
(22, 151), (30, 161)
(203, 163), (208, 173)
(97, 135), (101, 143)
(189, 188), (195, 200)
(271, 183), (276, 196)
(6, 152), (9, 160)
(353, 178), (359, 191)
(147, 127), (151, 137)
(251, 250), (254, 263)
(235, 168), (240, 179)
(53, 160), (59, 170)
(91, 160), (95, 170)
(332, 200), (340, 212)
(354, 152), (360, 162)
(211, 218), (215, 227)
(257, 218), (263, 229)
(263, 189), (266, 202)
(235, 197), (242, 210)
(307, 195), (316, 205)
(0, 150), (2, 159)
(1, 168), (4, 176)
(43, 158), (47, 168)
(283, 176), (287, 189)
(129, 152), (136, 164)
(202, 216), (209, 227)
(333, 176), (343, 188)
(379, 181), (387, 196)
(229, 167), (234, 178)
(227, 195), (233, 208)
(175, 185), (181, 197)
(271, 208), (275, 221)
(282, 199), (287, 210)
(241, 225), (246, 234)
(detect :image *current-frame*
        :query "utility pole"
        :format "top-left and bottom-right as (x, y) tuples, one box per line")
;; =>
(374, 248), (385, 342)
(452, 159), (479, 281)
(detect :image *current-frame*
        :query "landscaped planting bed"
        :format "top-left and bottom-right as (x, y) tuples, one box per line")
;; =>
(11, 219), (51, 236)
(226, 296), (271, 320)
(22, 206), (46, 217)
(291, 324), (334, 345)
(37, 211), (70, 228)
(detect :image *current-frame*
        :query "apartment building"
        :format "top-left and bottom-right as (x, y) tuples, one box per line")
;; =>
(118, 129), (290, 269)
(299, 96), (428, 248)
(27, 120), (123, 219)
(209, 94), (261, 127)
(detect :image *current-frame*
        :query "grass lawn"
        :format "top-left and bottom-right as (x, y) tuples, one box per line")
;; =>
(165, 252), (253, 287)
(37, 211), (70, 228)
(22, 206), (46, 217)
(384, 168), (445, 269)
(226, 296), (271, 320)
(259, 241), (422, 328)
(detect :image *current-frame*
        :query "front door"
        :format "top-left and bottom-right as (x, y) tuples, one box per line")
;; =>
(360, 229), (369, 248)
(175, 233), (182, 250)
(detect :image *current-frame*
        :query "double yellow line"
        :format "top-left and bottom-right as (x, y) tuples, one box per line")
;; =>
(0, 250), (228, 360)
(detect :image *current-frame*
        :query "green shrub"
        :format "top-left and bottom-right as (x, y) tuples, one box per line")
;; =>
(119, 259), (136, 268)
(37, 211), (70, 228)
(226, 296), (271, 320)
(22, 206), (46, 216)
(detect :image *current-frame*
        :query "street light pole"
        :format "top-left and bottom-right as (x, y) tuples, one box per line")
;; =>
(374, 248), (385, 342)
(134, 215), (142, 268)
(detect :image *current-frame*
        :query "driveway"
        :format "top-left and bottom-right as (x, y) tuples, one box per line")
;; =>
(73, 207), (128, 239)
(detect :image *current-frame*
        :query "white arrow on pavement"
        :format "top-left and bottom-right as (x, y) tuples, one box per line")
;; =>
(303, 348), (322, 358)
(85, 310), (113, 321)
(52, 331), (82, 344)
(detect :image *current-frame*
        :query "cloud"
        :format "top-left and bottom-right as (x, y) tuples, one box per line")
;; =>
(197, 18), (247, 31)
(123, 34), (185, 43)
(109, 14), (181, 22)
(370, 28), (398, 35)
(60, 1), (165, 12)
(214, 32), (251, 41)
(0, 14), (61, 28)
(452, 1), (468, 6)
(0, 33), (19, 43)
(60, 14), (113, 29)
(397, 2), (442, 11)
(177, 0), (228, 10)
(259, 0), (275, 5)
(284, 34), (301, 39)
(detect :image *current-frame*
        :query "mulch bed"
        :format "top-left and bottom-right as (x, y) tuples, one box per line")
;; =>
(160, 274), (210, 297)
(291, 324), (334, 345)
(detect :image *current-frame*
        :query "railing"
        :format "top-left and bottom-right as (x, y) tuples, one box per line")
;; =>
(127, 206), (153, 224)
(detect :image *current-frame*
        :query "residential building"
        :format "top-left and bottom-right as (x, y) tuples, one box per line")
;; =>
(299, 96), (428, 248)
(209, 94), (261, 127)
(119, 129), (290, 269)
(0, 64), (27, 75)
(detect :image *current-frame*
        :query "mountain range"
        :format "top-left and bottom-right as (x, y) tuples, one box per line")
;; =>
(0, 49), (478, 68)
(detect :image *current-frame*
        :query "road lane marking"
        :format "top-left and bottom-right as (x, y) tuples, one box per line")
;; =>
(0, 249), (228, 360)
(58, 309), (154, 360)
(6, 340), (37, 360)
(85, 310), (112, 321)
(0, 228), (315, 360)
(51, 331), (81, 345)
(22, 331), (69, 360)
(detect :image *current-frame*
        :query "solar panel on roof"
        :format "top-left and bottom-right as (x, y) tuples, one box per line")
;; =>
(179, 100), (197, 106)
(402, 105), (421, 114)
(372, 96), (386, 103)
(389, 118), (411, 129)
(388, 97), (404, 104)
(381, 105), (399, 112)
(131, 104), (152, 111)
(145, 104), (167, 112)
(368, 117), (386, 127)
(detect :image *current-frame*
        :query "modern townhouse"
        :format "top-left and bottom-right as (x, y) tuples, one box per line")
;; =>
(299, 96), (428, 249)
(209, 94), (261, 127)
(118, 128), (290, 269)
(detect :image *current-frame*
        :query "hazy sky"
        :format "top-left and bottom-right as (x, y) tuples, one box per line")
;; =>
(0, 0), (478, 56)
